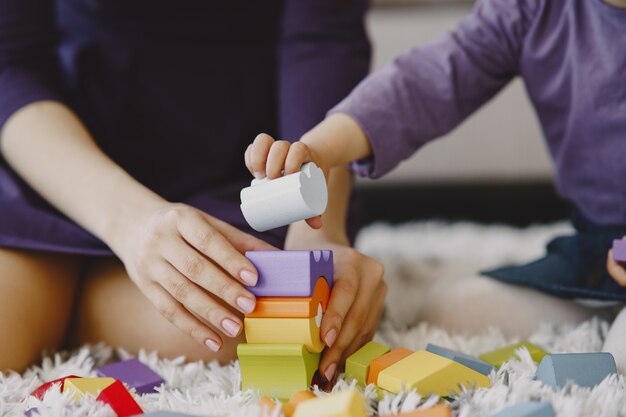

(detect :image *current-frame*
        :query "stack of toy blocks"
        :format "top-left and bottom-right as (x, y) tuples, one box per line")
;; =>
(237, 250), (334, 401)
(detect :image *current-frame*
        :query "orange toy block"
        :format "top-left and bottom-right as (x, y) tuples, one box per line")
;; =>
(393, 405), (452, 417)
(247, 278), (330, 318)
(367, 348), (413, 385)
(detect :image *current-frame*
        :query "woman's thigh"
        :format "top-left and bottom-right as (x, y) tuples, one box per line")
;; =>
(73, 258), (244, 363)
(0, 248), (82, 373)
(418, 274), (608, 338)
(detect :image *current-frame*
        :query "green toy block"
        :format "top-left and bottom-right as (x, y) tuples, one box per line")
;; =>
(479, 341), (548, 368)
(238, 343), (320, 401)
(345, 341), (390, 386)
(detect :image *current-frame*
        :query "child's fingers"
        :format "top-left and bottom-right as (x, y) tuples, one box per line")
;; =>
(244, 144), (254, 175)
(305, 216), (323, 229)
(251, 133), (275, 178)
(266, 140), (291, 179)
(284, 142), (312, 175)
(607, 250), (626, 286)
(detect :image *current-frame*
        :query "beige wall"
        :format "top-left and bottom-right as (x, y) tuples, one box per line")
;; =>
(355, 2), (554, 186)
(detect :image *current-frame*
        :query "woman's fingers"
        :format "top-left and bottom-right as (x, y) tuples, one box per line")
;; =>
(147, 282), (223, 351)
(163, 239), (257, 315)
(154, 261), (245, 339)
(176, 209), (260, 287)
(202, 212), (277, 252)
(266, 140), (291, 179)
(250, 133), (275, 178)
(607, 249), (626, 286)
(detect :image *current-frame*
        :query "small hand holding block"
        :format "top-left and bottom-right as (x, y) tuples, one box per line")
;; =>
(489, 402), (555, 417)
(31, 375), (80, 399)
(534, 352), (617, 390)
(248, 278), (330, 319)
(244, 310), (325, 353)
(245, 250), (333, 297)
(96, 380), (143, 417)
(367, 348), (413, 385)
(426, 344), (495, 376)
(238, 343), (320, 401)
(613, 239), (626, 263)
(97, 358), (164, 394)
(292, 390), (367, 417)
(62, 377), (116, 400)
(345, 341), (390, 386)
(479, 341), (548, 368)
(377, 350), (491, 396)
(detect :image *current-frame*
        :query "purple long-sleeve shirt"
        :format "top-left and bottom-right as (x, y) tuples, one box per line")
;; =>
(332, 0), (626, 225)
(0, 0), (370, 254)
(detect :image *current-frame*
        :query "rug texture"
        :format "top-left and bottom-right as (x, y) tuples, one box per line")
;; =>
(1, 221), (625, 417)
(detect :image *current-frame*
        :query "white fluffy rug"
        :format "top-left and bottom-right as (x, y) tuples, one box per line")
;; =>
(2, 221), (625, 417)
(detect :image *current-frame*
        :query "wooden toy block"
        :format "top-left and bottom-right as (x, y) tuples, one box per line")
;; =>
(489, 402), (555, 417)
(62, 377), (116, 400)
(394, 404), (452, 417)
(245, 250), (333, 297)
(345, 341), (390, 386)
(377, 350), (491, 396)
(30, 375), (80, 399)
(367, 348), (413, 385)
(240, 162), (328, 232)
(244, 314), (325, 353)
(479, 341), (548, 368)
(288, 390), (317, 407)
(247, 277), (330, 318)
(613, 239), (626, 262)
(534, 352), (617, 390)
(426, 344), (495, 376)
(238, 343), (320, 401)
(97, 358), (164, 394)
(292, 390), (366, 417)
(96, 380), (143, 417)
(25, 408), (38, 417)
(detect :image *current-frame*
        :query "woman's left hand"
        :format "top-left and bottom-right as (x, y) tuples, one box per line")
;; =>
(607, 237), (626, 286)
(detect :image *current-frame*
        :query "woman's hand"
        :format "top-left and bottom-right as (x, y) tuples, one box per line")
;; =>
(244, 133), (328, 229)
(112, 202), (275, 352)
(607, 237), (626, 286)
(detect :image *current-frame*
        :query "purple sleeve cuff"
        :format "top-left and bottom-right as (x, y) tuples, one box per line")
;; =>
(0, 68), (64, 131)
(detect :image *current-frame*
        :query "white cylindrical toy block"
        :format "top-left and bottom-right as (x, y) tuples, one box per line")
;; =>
(240, 162), (328, 232)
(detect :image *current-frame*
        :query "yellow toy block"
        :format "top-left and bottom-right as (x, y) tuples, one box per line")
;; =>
(62, 377), (116, 400)
(292, 390), (366, 417)
(396, 404), (452, 417)
(345, 341), (390, 387)
(479, 341), (548, 368)
(377, 350), (490, 396)
(238, 343), (320, 401)
(244, 314), (324, 353)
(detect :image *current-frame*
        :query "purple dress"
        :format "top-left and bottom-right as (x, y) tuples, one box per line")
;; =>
(0, 0), (370, 255)
(331, 0), (626, 301)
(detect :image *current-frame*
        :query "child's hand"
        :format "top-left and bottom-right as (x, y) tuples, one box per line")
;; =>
(244, 133), (327, 229)
(607, 237), (626, 286)
(114, 202), (275, 352)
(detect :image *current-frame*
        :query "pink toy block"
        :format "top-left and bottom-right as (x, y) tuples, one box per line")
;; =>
(30, 375), (80, 400)
(245, 250), (333, 297)
(97, 358), (163, 394)
(96, 380), (143, 417)
(613, 239), (626, 263)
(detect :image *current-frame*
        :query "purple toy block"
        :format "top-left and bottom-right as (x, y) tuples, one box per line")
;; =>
(613, 239), (626, 263)
(96, 358), (164, 394)
(245, 250), (333, 297)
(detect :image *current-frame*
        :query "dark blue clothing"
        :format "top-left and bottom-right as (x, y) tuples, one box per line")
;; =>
(0, 0), (371, 254)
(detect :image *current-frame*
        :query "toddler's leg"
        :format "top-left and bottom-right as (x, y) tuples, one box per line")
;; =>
(0, 248), (82, 372)
(73, 259), (243, 363)
(603, 306), (626, 373)
(418, 274), (607, 338)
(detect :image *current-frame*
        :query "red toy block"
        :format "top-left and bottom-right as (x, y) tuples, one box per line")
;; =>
(96, 380), (143, 417)
(31, 375), (80, 400)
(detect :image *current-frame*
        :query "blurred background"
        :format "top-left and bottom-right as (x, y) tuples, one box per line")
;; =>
(355, 0), (569, 226)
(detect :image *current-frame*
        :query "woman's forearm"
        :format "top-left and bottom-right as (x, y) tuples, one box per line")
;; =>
(0, 101), (163, 253)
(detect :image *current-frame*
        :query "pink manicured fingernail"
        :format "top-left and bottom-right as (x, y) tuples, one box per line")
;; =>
(237, 296), (256, 314)
(324, 363), (337, 382)
(324, 329), (337, 347)
(222, 318), (242, 337)
(240, 269), (258, 286)
(205, 339), (221, 352)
